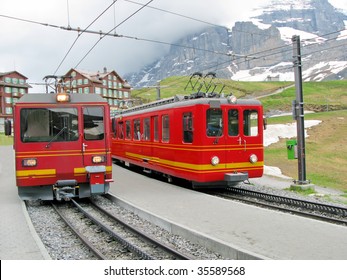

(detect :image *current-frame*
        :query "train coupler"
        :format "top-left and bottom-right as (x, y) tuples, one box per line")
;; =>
(54, 180), (78, 201)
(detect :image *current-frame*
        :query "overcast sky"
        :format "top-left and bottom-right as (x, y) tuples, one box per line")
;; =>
(1, 0), (346, 92)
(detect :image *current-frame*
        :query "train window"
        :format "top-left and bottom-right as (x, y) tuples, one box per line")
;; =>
(143, 118), (150, 141)
(228, 110), (239, 136)
(83, 107), (104, 140)
(112, 118), (117, 135)
(183, 112), (193, 143)
(206, 109), (223, 137)
(162, 115), (170, 142)
(125, 120), (131, 139)
(243, 110), (259, 136)
(134, 119), (141, 140)
(118, 122), (124, 139)
(20, 108), (78, 142)
(153, 116), (159, 142)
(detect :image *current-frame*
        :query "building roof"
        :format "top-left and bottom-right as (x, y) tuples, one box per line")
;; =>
(66, 68), (128, 85)
(0, 71), (28, 79)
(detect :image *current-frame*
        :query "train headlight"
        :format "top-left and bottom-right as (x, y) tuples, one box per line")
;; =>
(22, 158), (37, 167)
(249, 154), (258, 164)
(56, 92), (71, 102)
(211, 156), (220, 166)
(227, 95), (237, 104)
(92, 156), (105, 163)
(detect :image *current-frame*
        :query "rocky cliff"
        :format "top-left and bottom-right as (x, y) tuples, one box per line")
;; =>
(125, 0), (347, 87)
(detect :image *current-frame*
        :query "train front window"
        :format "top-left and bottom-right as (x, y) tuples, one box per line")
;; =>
(83, 107), (104, 140)
(20, 108), (78, 142)
(228, 110), (239, 136)
(206, 108), (223, 137)
(243, 110), (259, 136)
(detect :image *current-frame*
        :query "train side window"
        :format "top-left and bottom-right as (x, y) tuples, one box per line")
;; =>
(118, 122), (124, 139)
(125, 120), (131, 139)
(134, 119), (141, 140)
(162, 115), (170, 142)
(243, 110), (259, 136)
(143, 118), (150, 141)
(112, 118), (117, 137)
(153, 116), (159, 142)
(83, 107), (104, 140)
(228, 110), (239, 136)
(206, 108), (223, 137)
(183, 112), (193, 143)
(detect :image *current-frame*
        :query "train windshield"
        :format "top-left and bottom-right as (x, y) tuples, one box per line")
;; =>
(83, 107), (104, 140)
(20, 108), (78, 143)
(206, 108), (223, 137)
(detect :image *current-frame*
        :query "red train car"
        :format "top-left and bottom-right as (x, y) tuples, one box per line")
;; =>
(111, 95), (264, 188)
(6, 92), (113, 200)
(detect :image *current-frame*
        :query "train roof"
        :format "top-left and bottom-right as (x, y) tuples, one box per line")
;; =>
(117, 94), (262, 117)
(16, 93), (107, 104)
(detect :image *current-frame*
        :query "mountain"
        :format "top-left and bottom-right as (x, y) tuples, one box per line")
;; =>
(125, 0), (347, 88)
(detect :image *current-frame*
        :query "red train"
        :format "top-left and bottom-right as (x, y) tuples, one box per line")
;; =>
(111, 94), (264, 189)
(5, 91), (113, 200)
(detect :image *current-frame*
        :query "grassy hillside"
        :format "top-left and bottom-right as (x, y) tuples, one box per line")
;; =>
(131, 76), (293, 102)
(264, 111), (347, 191)
(0, 133), (13, 146)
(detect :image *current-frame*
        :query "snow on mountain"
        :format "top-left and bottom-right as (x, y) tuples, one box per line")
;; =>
(277, 27), (326, 44)
(125, 0), (347, 87)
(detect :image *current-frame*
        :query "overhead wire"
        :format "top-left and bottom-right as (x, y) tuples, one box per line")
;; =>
(74, 0), (154, 68)
(53, 0), (119, 75)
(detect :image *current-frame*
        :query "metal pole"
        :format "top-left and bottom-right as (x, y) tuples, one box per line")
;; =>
(156, 81), (161, 100)
(292, 35), (309, 185)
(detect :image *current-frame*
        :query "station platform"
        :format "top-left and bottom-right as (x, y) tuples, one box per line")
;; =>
(0, 146), (50, 260)
(110, 164), (347, 260)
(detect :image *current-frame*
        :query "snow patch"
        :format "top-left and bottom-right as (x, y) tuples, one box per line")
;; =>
(264, 120), (322, 147)
(264, 119), (321, 178)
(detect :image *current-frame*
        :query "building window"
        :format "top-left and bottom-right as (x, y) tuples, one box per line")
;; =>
(84, 79), (89, 85)
(5, 87), (11, 93)
(5, 97), (12, 104)
(84, 87), (89, 94)
(95, 87), (101, 94)
(5, 107), (13, 115)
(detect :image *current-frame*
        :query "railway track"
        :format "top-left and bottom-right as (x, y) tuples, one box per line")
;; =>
(216, 186), (347, 226)
(51, 198), (194, 260)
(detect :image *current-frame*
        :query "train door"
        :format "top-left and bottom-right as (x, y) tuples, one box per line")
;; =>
(226, 107), (263, 175)
(82, 106), (107, 166)
(206, 106), (227, 169)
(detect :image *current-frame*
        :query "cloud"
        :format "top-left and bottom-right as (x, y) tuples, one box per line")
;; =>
(0, 0), (345, 92)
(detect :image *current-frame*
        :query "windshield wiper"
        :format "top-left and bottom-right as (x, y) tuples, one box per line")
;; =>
(45, 127), (66, 148)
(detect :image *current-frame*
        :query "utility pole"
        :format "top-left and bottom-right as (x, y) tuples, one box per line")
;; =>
(292, 35), (312, 187)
